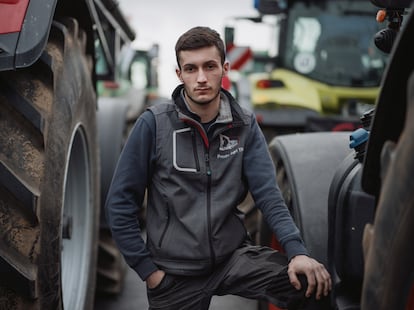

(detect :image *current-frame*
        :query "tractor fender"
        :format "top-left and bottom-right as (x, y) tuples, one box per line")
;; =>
(362, 79), (414, 309)
(0, 0), (57, 71)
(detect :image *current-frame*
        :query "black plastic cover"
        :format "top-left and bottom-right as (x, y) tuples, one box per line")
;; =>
(0, 32), (19, 71)
(370, 0), (413, 8)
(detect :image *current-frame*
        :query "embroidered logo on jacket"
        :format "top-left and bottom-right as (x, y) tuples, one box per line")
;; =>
(219, 134), (238, 151)
(217, 134), (243, 159)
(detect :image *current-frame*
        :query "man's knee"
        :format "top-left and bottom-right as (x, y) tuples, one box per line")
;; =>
(288, 274), (331, 310)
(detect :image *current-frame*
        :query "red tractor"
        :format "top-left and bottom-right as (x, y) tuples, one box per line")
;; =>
(0, 0), (157, 308)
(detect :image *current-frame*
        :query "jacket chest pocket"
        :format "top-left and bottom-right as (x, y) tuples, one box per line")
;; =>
(173, 128), (200, 173)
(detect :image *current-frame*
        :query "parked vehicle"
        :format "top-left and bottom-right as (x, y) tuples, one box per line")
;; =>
(0, 0), (157, 308)
(225, 0), (388, 140)
(256, 0), (414, 309)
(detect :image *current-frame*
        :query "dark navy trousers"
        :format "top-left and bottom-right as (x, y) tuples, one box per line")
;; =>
(146, 244), (330, 310)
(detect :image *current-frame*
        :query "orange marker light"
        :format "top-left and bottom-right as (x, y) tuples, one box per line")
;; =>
(376, 9), (387, 23)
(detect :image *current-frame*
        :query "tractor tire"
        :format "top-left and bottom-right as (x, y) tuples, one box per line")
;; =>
(0, 18), (99, 310)
(257, 132), (351, 310)
(96, 97), (129, 295)
(259, 132), (352, 264)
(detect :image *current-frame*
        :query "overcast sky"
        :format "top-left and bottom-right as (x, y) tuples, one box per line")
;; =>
(118, 0), (259, 97)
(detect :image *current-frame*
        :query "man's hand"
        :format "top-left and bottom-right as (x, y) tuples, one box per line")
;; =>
(288, 255), (332, 300)
(146, 270), (166, 289)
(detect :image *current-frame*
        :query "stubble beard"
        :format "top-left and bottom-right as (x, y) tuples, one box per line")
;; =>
(186, 90), (221, 106)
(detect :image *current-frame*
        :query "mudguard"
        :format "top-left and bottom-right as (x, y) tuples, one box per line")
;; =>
(0, 0), (57, 71)
(363, 1), (414, 195)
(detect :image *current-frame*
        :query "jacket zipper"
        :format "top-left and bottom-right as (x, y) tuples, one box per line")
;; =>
(205, 149), (216, 269)
(191, 129), (200, 171)
(184, 116), (224, 268)
(158, 199), (171, 247)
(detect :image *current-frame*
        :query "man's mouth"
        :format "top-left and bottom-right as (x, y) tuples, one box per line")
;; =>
(195, 87), (210, 92)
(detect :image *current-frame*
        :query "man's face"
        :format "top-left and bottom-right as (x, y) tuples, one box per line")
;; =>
(176, 46), (229, 106)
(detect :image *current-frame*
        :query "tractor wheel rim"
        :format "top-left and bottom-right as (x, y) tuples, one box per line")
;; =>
(61, 126), (93, 309)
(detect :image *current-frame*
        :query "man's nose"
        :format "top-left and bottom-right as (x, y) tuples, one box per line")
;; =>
(196, 69), (207, 82)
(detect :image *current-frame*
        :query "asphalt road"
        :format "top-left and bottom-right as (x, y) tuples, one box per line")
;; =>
(94, 265), (258, 310)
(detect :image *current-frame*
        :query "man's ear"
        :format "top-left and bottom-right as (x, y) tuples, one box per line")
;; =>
(176, 68), (183, 82)
(223, 61), (230, 76)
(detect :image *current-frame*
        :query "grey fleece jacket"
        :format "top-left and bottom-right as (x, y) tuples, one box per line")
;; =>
(105, 85), (308, 281)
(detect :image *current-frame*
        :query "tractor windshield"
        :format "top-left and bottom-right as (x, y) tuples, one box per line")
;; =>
(282, 1), (387, 87)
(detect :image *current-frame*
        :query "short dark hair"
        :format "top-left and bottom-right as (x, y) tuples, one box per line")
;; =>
(175, 26), (226, 69)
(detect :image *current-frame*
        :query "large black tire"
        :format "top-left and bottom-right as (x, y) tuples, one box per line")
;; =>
(257, 132), (351, 310)
(0, 18), (99, 310)
(96, 97), (129, 295)
(259, 132), (352, 264)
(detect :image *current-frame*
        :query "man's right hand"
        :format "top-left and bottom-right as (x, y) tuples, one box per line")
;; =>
(146, 270), (166, 289)
(288, 255), (331, 299)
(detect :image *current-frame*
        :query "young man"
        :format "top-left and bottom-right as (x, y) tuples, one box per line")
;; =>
(105, 26), (331, 309)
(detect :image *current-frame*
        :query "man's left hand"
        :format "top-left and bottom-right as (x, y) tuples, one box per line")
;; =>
(287, 255), (332, 300)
